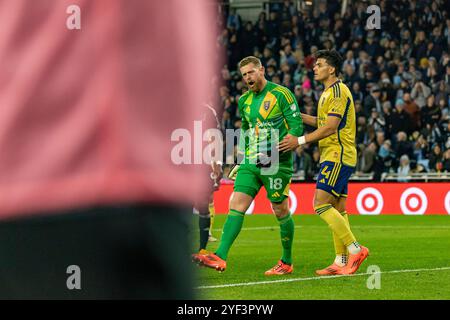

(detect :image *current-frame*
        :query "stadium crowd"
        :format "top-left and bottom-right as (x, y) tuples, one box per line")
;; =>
(216, 0), (450, 181)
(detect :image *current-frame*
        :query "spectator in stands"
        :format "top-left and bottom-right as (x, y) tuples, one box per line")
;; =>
(364, 85), (382, 117)
(443, 149), (450, 172)
(266, 11), (280, 49)
(413, 134), (430, 171)
(391, 99), (413, 136)
(444, 63), (450, 86)
(343, 64), (360, 89)
(368, 108), (386, 133)
(379, 140), (396, 174)
(380, 71), (396, 103)
(438, 97), (449, 121)
(421, 95), (442, 128)
(411, 81), (432, 108)
(356, 116), (370, 145)
(442, 121), (450, 148)
(375, 131), (385, 149)
(240, 22), (258, 57)
(397, 155), (411, 182)
(343, 50), (356, 71)
(227, 8), (242, 31)
(280, 44), (297, 68)
(352, 82), (364, 103)
(360, 142), (378, 174)
(293, 84), (302, 103)
(395, 131), (414, 162)
(429, 144), (444, 172)
(403, 93), (421, 132)
(354, 99), (365, 119)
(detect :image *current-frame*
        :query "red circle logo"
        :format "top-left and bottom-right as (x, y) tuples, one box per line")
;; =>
(362, 194), (377, 211)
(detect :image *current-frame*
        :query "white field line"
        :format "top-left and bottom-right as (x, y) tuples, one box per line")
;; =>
(195, 266), (450, 290)
(210, 225), (450, 232)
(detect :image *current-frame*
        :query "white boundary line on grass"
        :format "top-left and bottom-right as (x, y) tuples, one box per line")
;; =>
(211, 225), (450, 232)
(195, 266), (450, 290)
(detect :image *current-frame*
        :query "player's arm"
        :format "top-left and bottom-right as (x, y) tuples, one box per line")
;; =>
(300, 113), (317, 127)
(279, 94), (345, 151)
(300, 115), (339, 144)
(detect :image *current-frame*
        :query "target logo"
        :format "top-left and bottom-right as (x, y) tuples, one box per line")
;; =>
(400, 187), (428, 215)
(444, 191), (450, 215)
(356, 188), (384, 215)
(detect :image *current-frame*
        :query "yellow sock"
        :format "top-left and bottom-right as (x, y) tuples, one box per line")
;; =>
(315, 204), (356, 247)
(208, 201), (215, 230)
(332, 211), (350, 255)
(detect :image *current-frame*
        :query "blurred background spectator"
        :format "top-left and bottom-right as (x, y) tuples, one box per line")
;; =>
(397, 155), (411, 182)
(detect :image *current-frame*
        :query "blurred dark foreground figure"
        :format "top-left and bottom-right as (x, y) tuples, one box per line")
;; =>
(0, 0), (216, 299)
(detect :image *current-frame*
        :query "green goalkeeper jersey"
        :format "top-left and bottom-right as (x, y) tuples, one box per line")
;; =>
(238, 81), (303, 169)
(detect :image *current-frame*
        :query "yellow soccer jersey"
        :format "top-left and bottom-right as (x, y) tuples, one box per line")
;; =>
(317, 80), (357, 167)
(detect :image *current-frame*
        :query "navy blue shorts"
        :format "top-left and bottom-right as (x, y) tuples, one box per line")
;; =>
(316, 161), (355, 197)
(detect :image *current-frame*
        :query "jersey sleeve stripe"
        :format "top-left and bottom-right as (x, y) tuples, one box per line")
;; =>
(338, 97), (351, 130)
(331, 83), (340, 98)
(328, 113), (342, 118)
(274, 87), (293, 104)
(279, 86), (294, 104)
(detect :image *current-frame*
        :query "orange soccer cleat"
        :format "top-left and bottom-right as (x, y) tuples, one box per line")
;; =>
(315, 263), (346, 276)
(198, 252), (227, 272)
(191, 249), (210, 265)
(342, 245), (370, 275)
(264, 260), (293, 275)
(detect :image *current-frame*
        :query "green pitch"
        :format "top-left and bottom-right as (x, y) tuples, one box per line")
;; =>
(193, 214), (450, 300)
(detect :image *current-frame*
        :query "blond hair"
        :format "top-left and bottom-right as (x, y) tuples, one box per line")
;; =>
(238, 56), (262, 69)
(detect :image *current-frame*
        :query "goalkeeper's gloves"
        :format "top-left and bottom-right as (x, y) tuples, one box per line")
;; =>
(228, 164), (239, 181)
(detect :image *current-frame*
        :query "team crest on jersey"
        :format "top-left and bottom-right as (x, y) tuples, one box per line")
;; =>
(263, 101), (270, 111)
(290, 104), (296, 111)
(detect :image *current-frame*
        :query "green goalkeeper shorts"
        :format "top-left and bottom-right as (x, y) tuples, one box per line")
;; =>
(234, 164), (293, 203)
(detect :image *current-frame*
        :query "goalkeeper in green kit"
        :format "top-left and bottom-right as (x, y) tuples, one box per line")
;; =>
(195, 56), (303, 274)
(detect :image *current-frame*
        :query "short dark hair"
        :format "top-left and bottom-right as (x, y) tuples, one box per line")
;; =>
(314, 49), (343, 76)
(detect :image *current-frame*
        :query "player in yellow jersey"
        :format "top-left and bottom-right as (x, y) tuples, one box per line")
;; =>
(279, 50), (369, 275)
